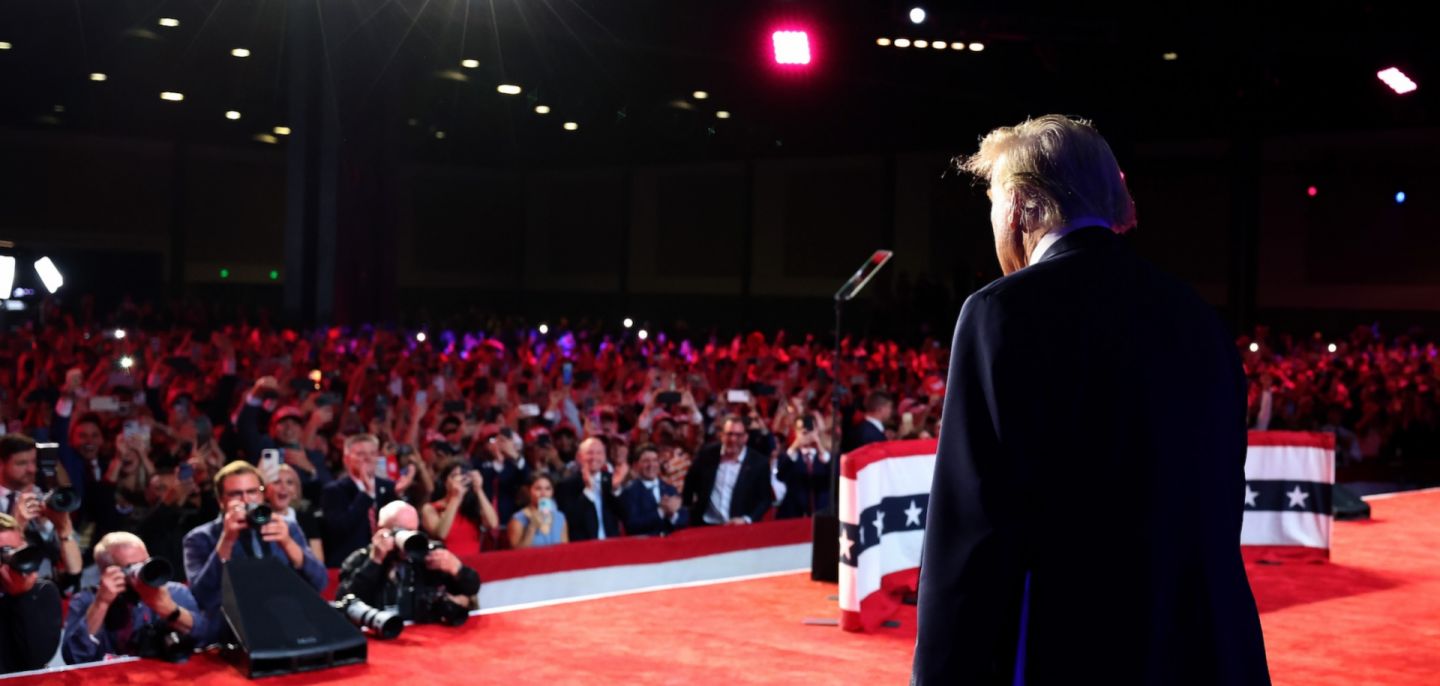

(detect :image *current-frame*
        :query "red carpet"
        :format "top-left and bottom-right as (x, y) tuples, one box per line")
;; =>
(10, 489), (1439, 685)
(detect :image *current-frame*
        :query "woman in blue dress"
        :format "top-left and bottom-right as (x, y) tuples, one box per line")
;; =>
(507, 474), (568, 548)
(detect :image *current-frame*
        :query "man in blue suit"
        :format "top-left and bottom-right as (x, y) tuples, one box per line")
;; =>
(913, 115), (1269, 685)
(619, 445), (687, 536)
(183, 461), (327, 646)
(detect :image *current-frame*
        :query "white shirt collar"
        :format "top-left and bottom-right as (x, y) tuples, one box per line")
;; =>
(1029, 218), (1111, 266)
(865, 417), (885, 433)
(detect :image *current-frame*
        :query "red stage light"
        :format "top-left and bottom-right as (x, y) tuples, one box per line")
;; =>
(772, 30), (812, 65)
(1307, 185), (1318, 197)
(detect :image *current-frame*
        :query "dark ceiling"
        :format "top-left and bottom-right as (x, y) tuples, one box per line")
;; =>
(0, 0), (1432, 165)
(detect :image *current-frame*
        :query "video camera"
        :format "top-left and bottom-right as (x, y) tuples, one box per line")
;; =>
(388, 530), (469, 627)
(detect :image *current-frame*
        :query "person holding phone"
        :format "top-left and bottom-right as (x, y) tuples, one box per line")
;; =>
(235, 378), (333, 503)
(508, 475), (567, 549)
(775, 415), (832, 519)
(422, 460), (498, 555)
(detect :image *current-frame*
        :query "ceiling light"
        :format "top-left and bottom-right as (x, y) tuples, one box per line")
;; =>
(0, 257), (14, 296)
(1377, 67), (1417, 94)
(894, 38), (911, 48)
(0, 42), (11, 50)
(771, 30), (812, 65)
(158, 18), (179, 28)
(563, 121), (578, 131)
(273, 125), (291, 135)
(693, 90), (709, 99)
(89, 73), (107, 82)
(231, 48), (250, 58)
(716, 111), (731, 119)
(34, 257), (63, 293)
(225, 110), (241, 120)
(160, 91), (184, 101)
(876, 38), (892, 47)
(253, 133), (278, 144)
(968, 42), (985, 51)
(932, 41), (948, 49)
(435, 131), (446, 139)
(497, 84), (522, 95)
(952, 41), (966, 51)
(534, 105), (550, 114)
(914, 40), (929, 48)
(460, 58), (479, 69)
(909, 7), (927, 24)
(1162, 52), (1179, 61)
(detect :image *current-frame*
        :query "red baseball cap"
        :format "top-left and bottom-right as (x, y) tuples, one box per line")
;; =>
(924, 376), (946, 395)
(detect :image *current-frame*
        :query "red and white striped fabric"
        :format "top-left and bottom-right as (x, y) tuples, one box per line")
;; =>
(837, 432), (1337, 631)
(1241, 431), (1336, 563)
(838, 439), (937, 632)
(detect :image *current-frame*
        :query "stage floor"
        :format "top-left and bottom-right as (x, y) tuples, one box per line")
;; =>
(10, 488), (1439, 685)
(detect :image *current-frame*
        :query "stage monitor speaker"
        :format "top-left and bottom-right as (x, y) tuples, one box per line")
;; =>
(811, 513), (839, 583)
(221, 557), (366, 678)
(1332, 484), (1371, 521)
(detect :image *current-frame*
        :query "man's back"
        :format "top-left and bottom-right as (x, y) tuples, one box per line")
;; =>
(914, 227), (1269, 684)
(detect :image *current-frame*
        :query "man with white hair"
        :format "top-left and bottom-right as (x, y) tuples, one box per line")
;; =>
(913, 116), (1269, 684)
(335, 501), (480, 621)
(61, 532), (202, 664)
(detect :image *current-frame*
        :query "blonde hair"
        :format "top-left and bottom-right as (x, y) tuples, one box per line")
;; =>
(344, 433), (380, 454)
(0, 513), (16, 533)
(960, 115), (1136, 235)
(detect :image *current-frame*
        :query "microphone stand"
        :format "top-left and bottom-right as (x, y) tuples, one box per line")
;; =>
(811, 250), (893, 583)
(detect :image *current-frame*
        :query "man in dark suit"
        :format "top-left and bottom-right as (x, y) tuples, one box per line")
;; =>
(320, 434), (398, 567)
(619, 445), (688, 536)
(775, 416), (831, 519)
(183, 461), (327, 646)
(682, 417), (772, 526)
(913, 115), (1269, 685)
(556, 437), (626, 540)
(844, 392), (891, 454)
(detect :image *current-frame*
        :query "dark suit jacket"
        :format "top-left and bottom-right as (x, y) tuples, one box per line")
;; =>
(0, 580), (61, 675)
(775, 448), (831, 518)
(556, 472), (622, 541)
(319, 477), (397, 568)
(619, 478), (689, 536)
(913, 227), (1269, 684)
(681, 444), (772, 525)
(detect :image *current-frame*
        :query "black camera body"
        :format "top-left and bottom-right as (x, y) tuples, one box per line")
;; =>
(390, 530), (469, 627)
(0, 544), (45, 575)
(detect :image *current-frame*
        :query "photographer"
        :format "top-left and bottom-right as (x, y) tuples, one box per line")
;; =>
(421, 460), (498, 556)
(0, 513), (62, 674)
(336, 501), (479, 624)
(0, 434), (83, 587)
(61, 532), (201, 664)
(183, 461), (327, 645)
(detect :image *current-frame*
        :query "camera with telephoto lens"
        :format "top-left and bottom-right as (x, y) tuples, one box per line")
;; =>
(332, 594), (404, 639)
(41, 487), (81, 513)
(0, 545), (46, 574)
(390, 530), (469, 627)
(122, 557), (173, 588)
(245, 503), (272, 528)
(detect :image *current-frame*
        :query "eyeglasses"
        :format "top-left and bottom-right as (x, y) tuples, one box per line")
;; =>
(722, 432), (748, 438)
(223, 487), (264, 499)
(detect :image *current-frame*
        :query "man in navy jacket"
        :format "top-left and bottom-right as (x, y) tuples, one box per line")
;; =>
(913, 116), (1269, 685)
(320, 434), (398, 567)
(183, 462), (326, 646)
(619, 445), (688, 536)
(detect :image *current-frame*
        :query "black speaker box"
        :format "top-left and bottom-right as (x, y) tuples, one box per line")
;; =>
(221, 557), (367, 678)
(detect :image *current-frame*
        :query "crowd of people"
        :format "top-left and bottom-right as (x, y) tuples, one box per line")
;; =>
(0, 303), (1436, 671)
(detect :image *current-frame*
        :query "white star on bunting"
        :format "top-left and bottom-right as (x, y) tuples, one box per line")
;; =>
(904, 500), (923, 526)
(1244, 485), (1259, 508)
(872, 511), (886, 537)
(839, 528), (855, 560)
(1285, 485), (1310, 509)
